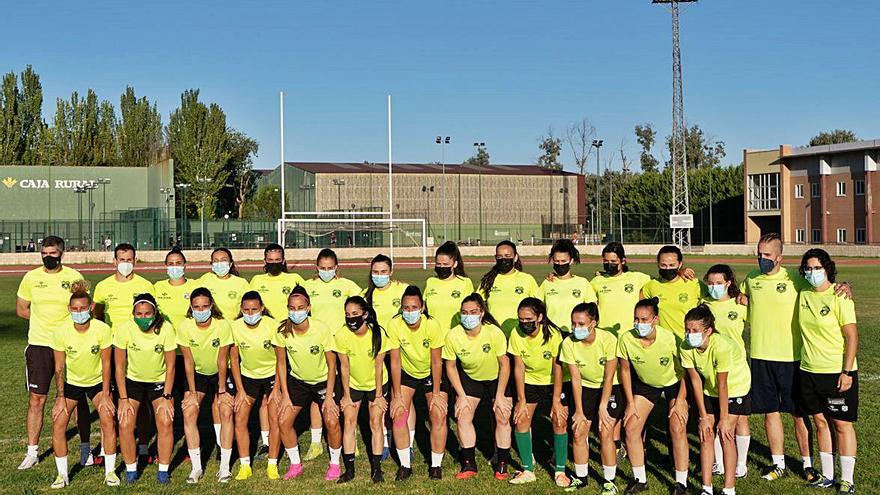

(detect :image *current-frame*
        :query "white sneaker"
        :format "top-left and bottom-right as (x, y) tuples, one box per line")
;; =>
(217, 469), (232, 483)
(712, 463), (724, 475)
(50, 474), (69, 489)
(735, 464), (747, 478)
(186, 468), (203, 484)
(18, 454), (39, 470)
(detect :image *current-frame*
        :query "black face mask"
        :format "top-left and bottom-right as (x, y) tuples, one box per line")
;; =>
(519, 321), (538, 334)
(552, 263), (570, 276)
(658, 268), (679, 281)
(434, 266), (453, 279)
(603, 262), (620, 276)
(495, 258), (515, 274)
(265, 262), (285, 276)
(42, 255), (61, 270)
(345, 315), (365, 331)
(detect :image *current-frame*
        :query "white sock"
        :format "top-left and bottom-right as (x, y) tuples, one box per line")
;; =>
(735, 435), (750, 468)
(240, 456), (251, 467)
(158, 463), (169, 472)
(703, 485), (713, 494)
(802, 455), (812, 469)
(287, 446), (301, 464)
(26, 444), (38, 457)
(100, 445), (106, 457)
(714, 436), (724, 469)
(397, 448), (411, 468)
(104, 453), (116, 476)
(603, 464), (617, 481)
(310, 427), (323, 444)
(409, 429), (415, 447)
(138, 444), (148, 456)
(125, 462), (137, 472)
(772, 454), (785, 470)
(329, 447), (341, 466)
(632, 465), (647, 483)
(818, 451), (833, 480)
(261, 431), (269, 446)
(722, 488), (736, 495)
(383, 427), (389, 448)
(55, 456), (68, 477)
(675, 470), (688, 486)
(189, 448), (202, 472)
(839, 455), (855, 484)
(575, 463), (588, 477)
(268, 458), (278, 466)
(431, 451), (444, 468)
(220, 448), (232, 471)
(213, 424), (221, 446)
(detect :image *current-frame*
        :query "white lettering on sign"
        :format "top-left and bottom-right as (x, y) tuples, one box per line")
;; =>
(1, 178), (98, 190)
(19, 179), (50, 189)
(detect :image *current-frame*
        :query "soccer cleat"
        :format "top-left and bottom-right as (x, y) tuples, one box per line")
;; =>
(456, 469), (478, 480)
(50, 474), (69, 489)
(428, 466), (442, 480)
(337, 470), (355, 483)
(564, 477), (585, 492)
(509, 470), (537, 485)
(736, 465), (748, 478)
(17, 454), (39, 470)
(104, 472), (120, 487)
(217, 469), (232, 483)
(712, 463), (724, 476)
(555, 472), (572, 487)
(600, 481), (620, 494)
(700, 489), (713, 495)
(762, 466), (786, 481)
(186, 468), (203, 484)
(235, 464), (253, 481)
(370, 467), (384, 483)
(283, 463), (303, 480)
(807, 476), (835, 489)
(157, 471), (170, 484)
(493, 460), (509, 481)
(304, 442), (324, 461)
(266, 464), (280, 480)
(395, 466), (413, 481)
(804, 467), (821, 483)
(126, 470), (140, 483)
(671, 482), (688, 495)
(324, 464), (341, 481)
(838, 481), (855, 494)
(623, 480), (649, 494)
(80, 450), (94, 466)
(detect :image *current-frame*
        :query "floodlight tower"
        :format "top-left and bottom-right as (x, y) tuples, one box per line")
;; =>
(654, 0), (695, 248)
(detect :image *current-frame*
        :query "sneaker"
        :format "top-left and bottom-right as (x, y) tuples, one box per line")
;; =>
(255, 445), (269, 461)
(266, 464), (280, 480)
(804, 467), (821, 483)
(428, 466), (442, 480)
(456, 469), (478, 480)
(600, 481), (620, 494)
(735, 465), (748, 478)
(838, 481), (855, 494)
(126, 470), (140, 483)
(50, 474), (69, 489)
(509, 470), (537, 485)
(104, 472), (121, 487)
(17, 454), (39, 470)
(712, 463), (724, 476)
(217, 469), (232, 483)
(623, 481), (649, 494)
(670, 482), (688, 495)
(235, 464), (253, 481)
(807, 476), (835, 489)
(555, 472), (572, 488)
(157, 471), (170, 484)
(304, 442), (324, 461)
(283, 463), (303, 480)
(494, 461), (509, 481)
(371, 467), (384, 483)
(186, 468), (203, 484)
(565, 477), (586, 492)
(762, 466), (786, 481)
(700, 489), (713, 495)
(337, 470), (355, 483)
(324, 464), (341, 481)
(395, 466), (413, 481)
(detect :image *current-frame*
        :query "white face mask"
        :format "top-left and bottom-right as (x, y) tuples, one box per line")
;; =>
(635, 322), (654, 338)
(117, 262), (134, 277)
(212, 261), (231, 277)
(686, 331), (705, 348)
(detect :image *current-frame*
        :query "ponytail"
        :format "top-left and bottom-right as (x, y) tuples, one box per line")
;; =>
(479, 240), (522, 301)
(435, 241), (467, 277)
(461, 292), (501, 328)
(518, 297), (561, 344)
(345, 296), (383, 357)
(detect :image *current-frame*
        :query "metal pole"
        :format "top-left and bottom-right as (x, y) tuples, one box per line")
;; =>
(421, 220), (427, 269)
(89, 187), (95, 251)
(280, 92), (286, 218)
(200, 194), (205, 249)
(609, 168), (613, 238)
(709, 170), (714, 244)
(442, 141), (447, 242)
(619, 206), (623, 242)
(596, 146), (601, 236)
(387, 95), (394, 258)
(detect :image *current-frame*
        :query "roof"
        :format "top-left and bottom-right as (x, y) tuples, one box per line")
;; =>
(285, 162), (581, 176)
(783, 139), (880, 158)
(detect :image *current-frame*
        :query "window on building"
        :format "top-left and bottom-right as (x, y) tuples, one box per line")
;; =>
(795, 229), (805, 243)
(836, 181), (846, 197)
(856, 180), (865, 196)
(837, 228), (847, 243)
(812, 229), (821, 243)
(748, 173), (779, 211)
(794, 184), (804, 199)
(811, 182), (821, 198)
(856, 228), (866, 244)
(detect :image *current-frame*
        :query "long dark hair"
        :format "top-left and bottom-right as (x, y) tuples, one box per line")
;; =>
(548, 238), (580, 264)
(345, 296), (383, 357)
(186, 287), (224, 320)
(602, 242), (630, 272)
(400, 285), (431, 319)
(278, 285), (311, 337)
(132, 293), (165, 334)
(518, 297), (562, 344)
(364, 254), (393, 307)
(211, 247), (240, 277)
(479, 240), (522, 301)
(238, 290), (272, 319)
(800, 248), (837, 283)
(461, 292), (501, 328)
(435, 241), (466, 277)
(704, 264), (741, 298)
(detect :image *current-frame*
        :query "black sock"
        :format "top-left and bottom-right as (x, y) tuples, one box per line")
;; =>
(343, 453), (355, 472)
(461, 447), (476, 468)
(615, 440), (622, 450)
(497, 447), (510, 464)
(369, 453), (381, 472)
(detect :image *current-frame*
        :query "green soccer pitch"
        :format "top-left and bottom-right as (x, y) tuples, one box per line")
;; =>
(1, 261), (876, 494)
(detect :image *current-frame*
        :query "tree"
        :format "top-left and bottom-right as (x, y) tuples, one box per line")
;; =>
(634, 123), (659, 173)
(243, 183), (286, 219)
(809, 129), (858, 146)
(664, 124), (725, 169)
(565, 118), (596, 176)
(537, 127), (563, 170)
(118, 86), (163, 167)
(0, 72), (21, 164)
(464, 145), (490, 168)
(94, 100), (117, 166)
(18, 66), (43, 165)
(219, 128), (259, 218)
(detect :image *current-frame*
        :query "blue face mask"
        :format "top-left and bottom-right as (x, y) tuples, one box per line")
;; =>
(461, 314), (481, 331)
(805, 269), (826, 288)
(242, 312), (262, 325)
(572, 326), (591, 341)
(707, 284), (727, 300)
(635, 322), (654, 337)
(71, 310), (91, 325)
(192, 308), (212, 323)
(758, 257), (775, 275)
(402, 310), (421, 325)
(288, 310), (309, 325)
(166, 265), (185, 280)
(686, 332), (705, 348)
(371, 274), (391, 288)
(212, 261), (231, 277)
(318, 269), (336, 282)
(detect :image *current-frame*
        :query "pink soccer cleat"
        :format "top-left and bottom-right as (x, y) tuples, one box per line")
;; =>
(324, 463), (341, 481)
(283, 464), (304, 480)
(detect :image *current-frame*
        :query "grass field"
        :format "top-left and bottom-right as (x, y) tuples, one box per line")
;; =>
(1, 260), (876, 494)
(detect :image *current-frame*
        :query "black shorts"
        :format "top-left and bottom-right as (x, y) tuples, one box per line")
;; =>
(575, 384), (626, 422)
(194, 372), (219, 395)
(349, 382), (390, 403)
(799, 370), (858, 422)
(25, 345), (55, 395)
(174, 355), (186, 390)
(66, 383), (102, 403)
(459, 371), (513, 401)
(241, 375), (276, 400)
(633, 375), (682, 406)
(705, 394), (751, 416)
(125, 379), (165, 403)
(751, 359), (804, 415)
(523, 382), (573, 405)
(401, 369), (451, 395)
(287, 375), (342, 408)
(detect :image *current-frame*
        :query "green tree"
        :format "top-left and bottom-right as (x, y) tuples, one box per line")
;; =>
(243, 183), (285, 219)
(94, 100), (118, 166)
(537, 128), (563, 170)
(0, 71), (21, 163)
(218, 128), (259, 218)
(665, 124), (725, 169)
(634, 123), (659, 173)
(464, 145), (489, 168)
(809, 129), (858, 146)
(18, 66), (44, 165)
(118, 86), (163, 167)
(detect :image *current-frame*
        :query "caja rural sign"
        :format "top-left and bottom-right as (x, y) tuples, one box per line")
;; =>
(2, 177), (99, 189)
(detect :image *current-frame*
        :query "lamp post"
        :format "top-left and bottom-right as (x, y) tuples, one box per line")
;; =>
(176, 183), (191, 248)
(422, 185), (435, 240)
(332, 179), (346, 210)
(435, 136), (451, 241)
(160, 187), (174, 246)
(86, 184), (98, 250)
(474, 142), (485, 243)
(592, 139), (603, 238)
(195, 177), (213, 249)
(74, 186), (87, 249)
(97, 177), (111, 240)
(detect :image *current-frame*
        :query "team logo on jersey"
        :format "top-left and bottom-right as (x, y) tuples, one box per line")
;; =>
(659, 356), (670, 366)
(282, 286), (292, 295)
(393, 298), (401, 307)
(263, 340), (272, 349)
(776, 283), (787, 293)
(61, 280), (71, 290)
(514, 286), (525, 295)
(542, 351), (553, 360)
(820, 304), (831, 316)
(482, 343), (491, 353)
(678, 293), (688, 303)
(624, 284), (634, 293)
(228, 291), (238, 300)
(310, 345), (320, 355)
(90, 345), (100, 355)
(727, 311), (738, 320)
(451, 290), (461, 299)
(599, 357), (607, 365)
(572, 289), (582, 298)
(212, 338), (221, 348)
(184, 293), (191, 300)
(422, 339), (430, 348)
(154, 344), (164, 353)
(332, 289), (342, 298)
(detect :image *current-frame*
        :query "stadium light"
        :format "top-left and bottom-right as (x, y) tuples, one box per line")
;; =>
(473, 142), (486, 243)
(592, 139), (604, 241)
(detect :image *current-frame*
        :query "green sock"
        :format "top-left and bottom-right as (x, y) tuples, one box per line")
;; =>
(514, 431), (533, 471)
(554, 433), (569, 473)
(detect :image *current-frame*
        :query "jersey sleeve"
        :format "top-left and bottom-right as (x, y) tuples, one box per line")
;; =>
(601, 334), (617, 361)
(526, 274), (539, 297)
(714, 340), (732, 374)
(583, 279), (598, 303)
(464, 277), (475, 296)
(163, 324), (178, 352)
(615, 336), (628, 360)
(679, 347), (694, 369)
(51, 328), (65, 352)
(641, 280), (656, 298)
(428, 319), (445, 349)
(347, 279), (362, 297)
(93, 280), (108, 305)
(16, 272), (32, 301)
(558, 339), (574, 365)
(441, 332), (457, 361)
(218, 321), (234, 346)
(334, 331), (349, 356)
(270, 329), (284, 347)
(836, 296), (857, 326)
(507, 332), (521, 355)
(493, 328), (508, 357)
(739, 274), (750, 296)
(99, 324), (113, 349)
(175, 323), (189, 347)
(113, 324), (128, 349)
(383, 327), (399, 351)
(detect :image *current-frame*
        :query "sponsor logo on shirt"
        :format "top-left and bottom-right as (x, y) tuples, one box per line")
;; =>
(598, 356), (607, 365)
(546, 288), (559, 296)
(481, 343), (491, 353)
(677, 293), (688, 303)
(542, 350), (553, 360)
(624, 284), (634, 293)
(392, 298), (401, 307)
(422, 338), (430, 348)
(188, 338), (199, 348)
(227, 291), (238, 300)
(262, 340), (272, 349)
(61, 280), (71, 290)
(184, 293), (191, 300)
(282, 286), (292, 295)
(237, 340), (250, 350)
(332, 289), (342, 298)
(90, 345), (100, 354)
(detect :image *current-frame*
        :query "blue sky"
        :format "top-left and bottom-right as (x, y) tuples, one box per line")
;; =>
(3, 0), (878, 172)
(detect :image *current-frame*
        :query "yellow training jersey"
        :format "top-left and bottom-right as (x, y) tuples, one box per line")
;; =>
(479, 269), (539, 337)
(16, 265), (83, 346)
(363, 280), (408, 331)
(507, 327), (565, 386)
(590, 271), (651, 337)
(642, 277), (702, 338)
(442, 323), (507, 381)
(798, 286), (858, 374)
(385, 314), (445, 379)
(272, 318), (335, 384)
(302, 276), (361, 334)
(93, 274), (155, 329)
(424, 275), (474, 333)
(196, 273), (251, 320)
(740, 267), (810, 362)
(702, 298), (747, 353)
(176, 317), (233, 376)
(616, 325), (682, 389)
(154, 278), (200, 328)
(539, 275), (597, 333)
(113, 319), (177, 383)
(249, 272), (306, 321)
(52, 319), (113, 388)
(558, 330), (617, 389)
(230, 316), (279, 380)
(680, 333), (751, 398)
(334, 326), (393, 392)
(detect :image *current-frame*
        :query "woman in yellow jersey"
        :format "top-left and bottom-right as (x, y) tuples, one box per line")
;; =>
(177, 288), (234, 484)
(797, 250), (859, 494)
(478, 240), (539, 337)
(539, 239), (597, 333)
(589, 242), (651, 337)
(335, 296), (394, 483)
(197, 248), (251, 319)
(363, 254), (408, 330)
(300, 248), (361, 461)
(617, 297), (689, 495)
(49, 281), (118, 489)
(272, 286), (343, 482)
(424, 241), (474, 332)
(114, 293), (177, 485)
(387, 286), (448, 480)
(154, 247), (199, 328)
(682, 305), (752, 495)
(443, 293), (512, 481)
(249, 243), (306, 318)
(228, 291), (280, 481)
(508, 298), (569, 487)
(641, 245), (702, 339)
(558, 302), (624, 494)
(702, 264), (750, 479)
